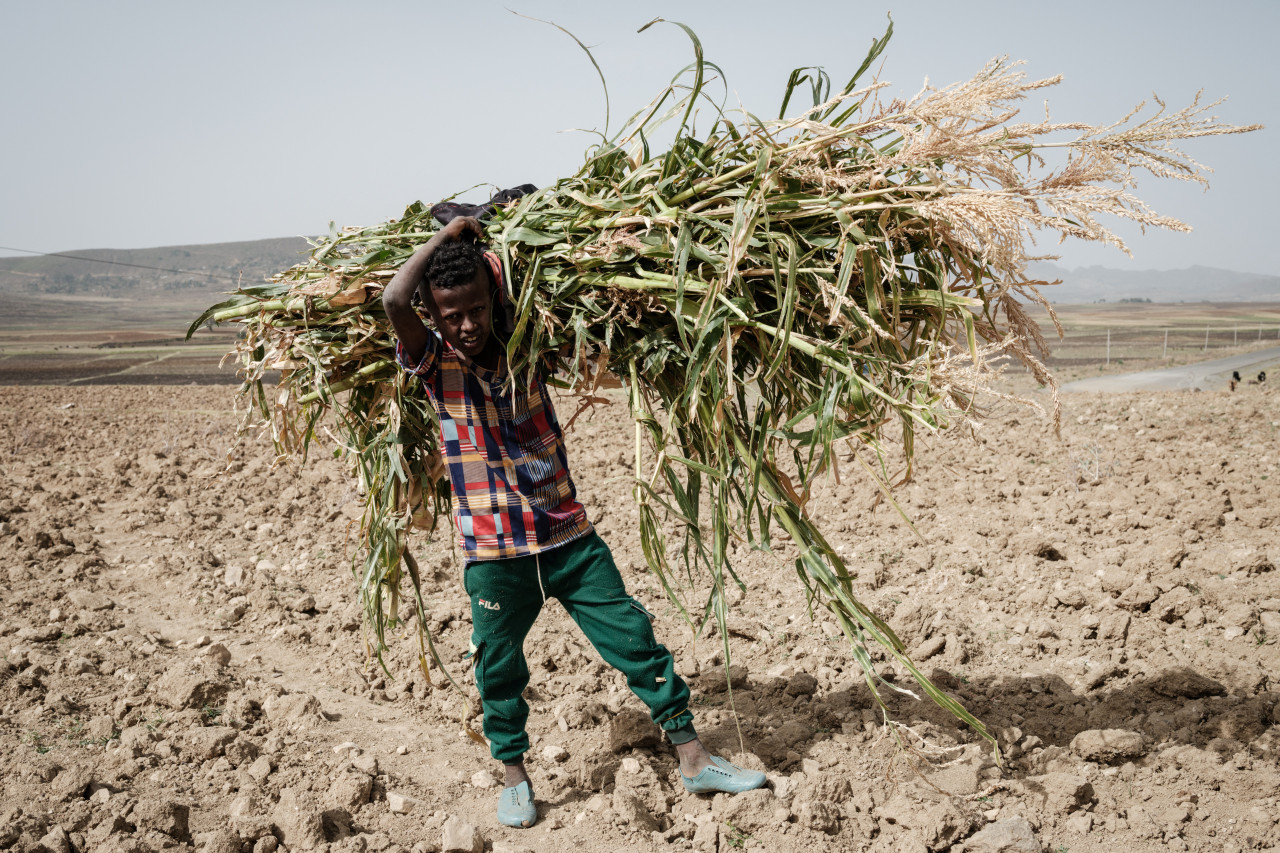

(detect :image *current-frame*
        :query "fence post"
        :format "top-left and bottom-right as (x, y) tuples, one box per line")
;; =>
(1163, 328), (1169, 359)
(1204, 326), (1209, 352)
(1106, 329), (1111, 366)
(1234, 325), (1238, 346)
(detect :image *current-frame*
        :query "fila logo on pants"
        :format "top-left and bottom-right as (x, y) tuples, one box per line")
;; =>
(479, 599), (501, 611)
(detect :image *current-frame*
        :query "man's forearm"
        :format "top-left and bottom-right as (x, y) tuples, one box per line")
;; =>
(384, 242), (441, 361)
(384, 239), (439, 311)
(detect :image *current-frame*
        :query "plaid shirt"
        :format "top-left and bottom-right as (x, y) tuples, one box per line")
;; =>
(394, 253), (591, 562)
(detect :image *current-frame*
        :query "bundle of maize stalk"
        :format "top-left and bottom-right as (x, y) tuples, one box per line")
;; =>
(192, 21), (1258, 745)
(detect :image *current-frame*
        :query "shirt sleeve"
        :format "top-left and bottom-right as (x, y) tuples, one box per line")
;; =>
(395, 331), (442, 378)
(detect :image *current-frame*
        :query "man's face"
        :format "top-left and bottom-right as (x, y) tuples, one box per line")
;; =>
(430, 269), (492, 360)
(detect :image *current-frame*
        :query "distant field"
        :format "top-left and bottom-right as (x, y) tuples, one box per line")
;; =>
(0, 328), (244, 386)
(5, 236), (1276, 387)
(0, 235), (308, 334)
(3, 297), (1279, 387)
(0, 292), (230, 334)
(1029, 301), (1280, 383)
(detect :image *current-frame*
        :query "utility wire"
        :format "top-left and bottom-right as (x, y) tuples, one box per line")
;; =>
(0, 244), (252, 284)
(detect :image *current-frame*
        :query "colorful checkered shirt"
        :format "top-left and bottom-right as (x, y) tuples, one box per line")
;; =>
(394, 253), (591, 562)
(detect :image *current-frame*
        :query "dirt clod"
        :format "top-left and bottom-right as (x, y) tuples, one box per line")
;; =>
(785, 672), (819, 697)
(328, 771), (373, 810)
(386, 791), (417, 814)
(133, 799), (191, 843)
(153, 662), (232, 710)
(440, 815), (483, 853)
(50, 764), (94, 801)
(612, 785), (661, 832)
(1069, 729), (1147, 763)
(608, 709), (661, 753)
(262, 691), (322, 728)
(712, 787), (776, 833)
(270, 788), (326, 850)
(37, 824), (72, 853)
(964, 817), (1039, 852)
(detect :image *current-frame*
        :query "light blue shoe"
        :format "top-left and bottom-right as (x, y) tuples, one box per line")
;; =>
(497, 780), (537, 828)
(680, 756), (767, 794)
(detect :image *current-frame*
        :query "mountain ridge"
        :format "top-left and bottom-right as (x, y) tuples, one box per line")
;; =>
(0, 236), (311, 297)
(1029, 261), (1279, 303)
(1, 238), (1276, 305)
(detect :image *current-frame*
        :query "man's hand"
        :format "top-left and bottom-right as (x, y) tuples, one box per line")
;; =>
(439, 214), (485, 243)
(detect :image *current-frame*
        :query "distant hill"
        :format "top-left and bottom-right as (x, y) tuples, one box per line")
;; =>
(0, 237), (312, 330)
(2, 237), (1278, 331)
(0, 236), (311, 299)
(1030, 262), (1280, 304)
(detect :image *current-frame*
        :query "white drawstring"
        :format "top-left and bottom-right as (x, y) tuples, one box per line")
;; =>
(535, 553), (546, 604)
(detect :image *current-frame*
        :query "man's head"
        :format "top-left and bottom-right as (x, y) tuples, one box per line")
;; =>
(423, 240), (493, 360)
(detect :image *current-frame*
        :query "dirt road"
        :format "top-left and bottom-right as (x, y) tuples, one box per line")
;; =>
(1061, 346), (1280, 393)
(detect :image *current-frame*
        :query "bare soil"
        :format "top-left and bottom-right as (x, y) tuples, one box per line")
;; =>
(1, 379), (1277, 853)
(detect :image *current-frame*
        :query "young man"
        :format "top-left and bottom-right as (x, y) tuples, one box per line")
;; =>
(382, 215), (765, 828)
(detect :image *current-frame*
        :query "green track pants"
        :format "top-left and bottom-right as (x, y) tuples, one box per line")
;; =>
(464, 531), (696, 763)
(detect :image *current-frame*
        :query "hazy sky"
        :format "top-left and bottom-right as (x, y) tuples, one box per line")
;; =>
(2, 1), (1275, 274)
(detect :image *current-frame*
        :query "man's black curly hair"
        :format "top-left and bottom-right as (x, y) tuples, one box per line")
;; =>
(425, 239), (490, 291)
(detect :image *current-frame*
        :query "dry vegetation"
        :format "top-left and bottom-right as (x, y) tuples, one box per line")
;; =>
(195, 22), (1261, 745)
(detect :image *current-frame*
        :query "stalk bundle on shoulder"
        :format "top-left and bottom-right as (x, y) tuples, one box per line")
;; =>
(190, 20), (1259, 749)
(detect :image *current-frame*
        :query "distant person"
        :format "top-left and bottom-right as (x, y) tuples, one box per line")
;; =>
(1259, 370), (1267, 384)
(1232, 370), (1241, 383)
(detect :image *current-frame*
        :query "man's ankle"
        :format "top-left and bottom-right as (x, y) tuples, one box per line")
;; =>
(675, 738), (714, 775)
(503, 760), (530, 788)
